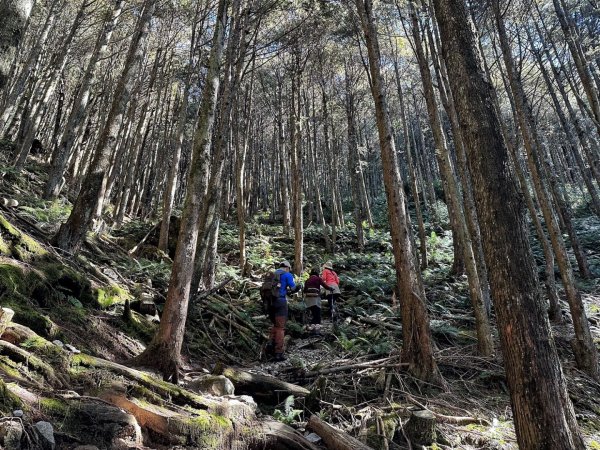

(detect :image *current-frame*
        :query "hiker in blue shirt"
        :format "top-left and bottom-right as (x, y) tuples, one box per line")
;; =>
(267, 260), (300, 361)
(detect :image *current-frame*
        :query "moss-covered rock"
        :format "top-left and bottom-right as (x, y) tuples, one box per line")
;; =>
(95, 284), (131, 309)
(40, 396), (142, 448)
(38, 261), (94, 305)
(0, 213), (46, 260)
(0, 379), (22, 414)
(1, 300), (58, 338)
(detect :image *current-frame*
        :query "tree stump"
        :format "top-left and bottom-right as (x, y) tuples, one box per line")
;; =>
(404, 410), (436, 446)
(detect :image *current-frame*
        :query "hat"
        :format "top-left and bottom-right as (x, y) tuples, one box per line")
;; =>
(323, 261), (333, 270)
(280, 260), (292, 268)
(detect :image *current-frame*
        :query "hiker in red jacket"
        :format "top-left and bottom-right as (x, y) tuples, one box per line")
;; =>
(321, 261), (341, 322)
(303, 267), (333, 335)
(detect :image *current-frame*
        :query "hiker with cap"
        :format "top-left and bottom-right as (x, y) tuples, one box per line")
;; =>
(303, 267), (334, 335)
(321, 261), (341, 321)
(266, 260), (300, 361)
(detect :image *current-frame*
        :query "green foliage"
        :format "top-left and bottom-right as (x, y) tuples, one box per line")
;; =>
(273, 395), (303, 425)
(19, 199), (71, 224)
(95, 284), (131, 309)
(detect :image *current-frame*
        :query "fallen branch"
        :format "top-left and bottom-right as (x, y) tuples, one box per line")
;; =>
(0, 340), (65, 387)
(405, 394), (490, 426)
(355, 316), (402, 332)
(128, 222), (160, 255)
(302, 357), (407, 378)
(307, 415), (373, 450)
(194, 277), (234, 300)
(72, 353), (253, 418)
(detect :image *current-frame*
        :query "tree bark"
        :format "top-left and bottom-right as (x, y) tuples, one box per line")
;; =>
(432, 0), (585, 447)
(355, 0), (441, 384)
(409, 6), (492, 355)
(130, 0), (229, 381)
(0, 0), (33, 91)
(493, 1), (598, 376)
(53, 0), (156, 252)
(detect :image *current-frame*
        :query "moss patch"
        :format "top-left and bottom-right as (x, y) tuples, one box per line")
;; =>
(0, 379), (22, 414)
(170, 410), (234, 448)
(96, 284), (131, 309)
(40, 397), (70, 417)
(0, 213), (47, 260)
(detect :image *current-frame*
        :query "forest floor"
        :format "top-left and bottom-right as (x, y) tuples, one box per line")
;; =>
(0, 157), (600, 449)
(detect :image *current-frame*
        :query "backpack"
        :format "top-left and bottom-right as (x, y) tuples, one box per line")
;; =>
(260, 271), (282, 311)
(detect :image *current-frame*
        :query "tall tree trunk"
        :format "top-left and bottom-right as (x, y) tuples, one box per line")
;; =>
(132, 0), (228, 381)
(52, 0), (156, 252)
(355, 0), (441, 384)
(410, 6), (492, 355)
(290, 50), (303, 276)
(0, 0), (33, 90)
(43, 0), (124, 199)
(0, 0), (58, 133)
(552, 0), (600, 134)
(344, 65), (365, 250)
(277, 78), (291, 235)
(493, 1), (598, 377)
(526, 25), (600, 217)
(392, 62), (427, 269)
(432, 0), (585, 448)
(13, 0), (87, 172)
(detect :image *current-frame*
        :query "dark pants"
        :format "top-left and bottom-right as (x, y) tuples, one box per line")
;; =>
(326, 293), (340, 318)
(269, 298), (288, 354)
(308, 305), (321, 325)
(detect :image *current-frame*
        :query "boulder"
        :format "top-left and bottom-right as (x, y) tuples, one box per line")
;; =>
(34, 421), (55, 450)
(188, 375), (235, 396)
(64, 397), (142, 448)
(0, 419), (23, 450)
(0, 307), (14, 336)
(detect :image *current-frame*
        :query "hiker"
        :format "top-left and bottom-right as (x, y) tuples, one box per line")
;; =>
(266, 260), (300, 361)
(303, 267), (333, 335)
(321, 261), (341, 321)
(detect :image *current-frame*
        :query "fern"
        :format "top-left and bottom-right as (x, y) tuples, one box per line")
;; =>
(273, 395), (303, 425)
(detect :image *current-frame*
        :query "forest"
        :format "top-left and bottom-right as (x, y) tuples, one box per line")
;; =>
(0, 0), (599, 448)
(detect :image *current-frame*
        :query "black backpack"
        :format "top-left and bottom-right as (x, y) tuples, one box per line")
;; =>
(260, 271), (282, 311)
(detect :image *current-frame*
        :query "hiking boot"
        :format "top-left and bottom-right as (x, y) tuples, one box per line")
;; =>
(274, 353), (286, 362)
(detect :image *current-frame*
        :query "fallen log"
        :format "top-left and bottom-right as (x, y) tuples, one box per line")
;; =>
(250, 419), (321, 450)
(72, 354), (255, 420)
(215, 366), (310, 403)
(307, 415), (373, 450)
(0, 340), (65, 387)
(1, 322), (50, 346)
